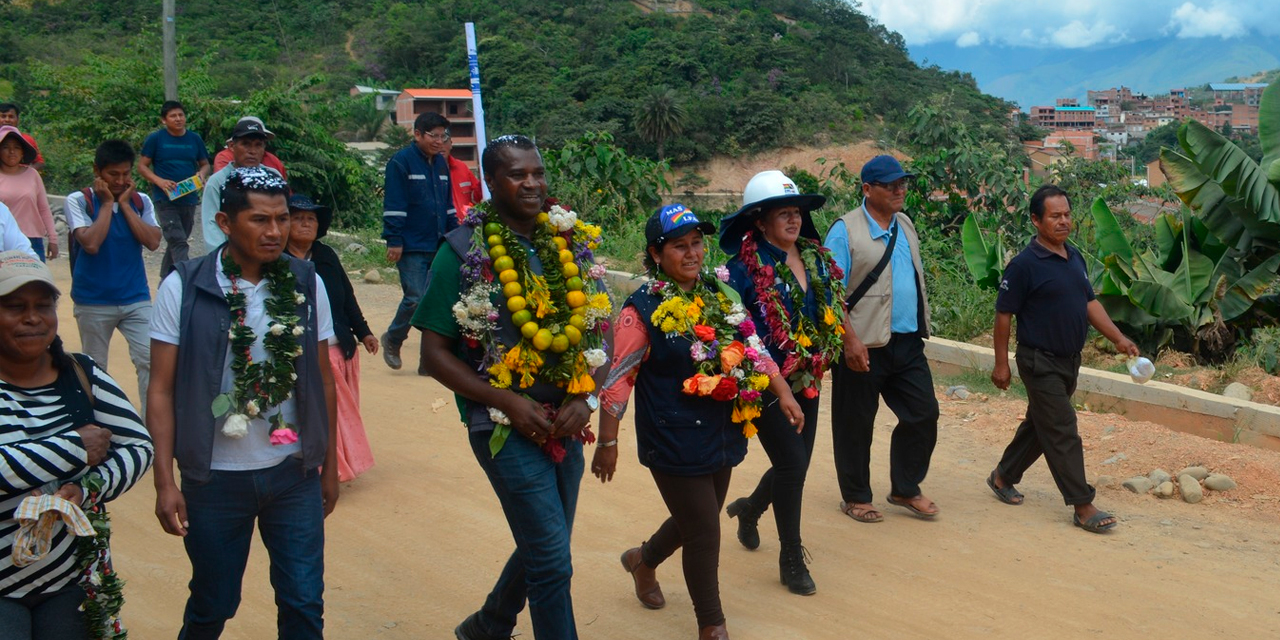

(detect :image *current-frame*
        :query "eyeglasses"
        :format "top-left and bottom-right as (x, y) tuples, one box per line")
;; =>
(869, 180), (908, 193)
(419, 131), (452, 141)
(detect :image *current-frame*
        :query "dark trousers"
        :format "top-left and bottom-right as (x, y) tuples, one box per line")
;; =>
(830, 333), (939, 504)
(742, 392), (820, 547)
(157, 200), (196, 278)
(467, 430), (582, 640)
(0, 584), (89, 640)
(640, 467), (732, 629)
(386, 250), (434, 346)
(996, 345), (1096, 505)
(178, 457), (325, 640)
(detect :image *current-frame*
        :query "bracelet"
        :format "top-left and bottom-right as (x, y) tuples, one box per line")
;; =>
(597, 439), (618, 448)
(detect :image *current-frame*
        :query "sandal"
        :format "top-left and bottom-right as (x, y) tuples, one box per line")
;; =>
(1073, 511), (1118, 534)
(839, 501), (883, 523)
(986, 470), (1024, 505)
(887, 494), (940, 517)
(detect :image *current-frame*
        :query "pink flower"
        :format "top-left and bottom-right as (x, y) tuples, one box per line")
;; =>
(744, 347), (759, 360)
(269, 427), (299, 446)
(739, 318), (756, 336)
(739, 389), (761, 403)
(715, 265), (730, 282)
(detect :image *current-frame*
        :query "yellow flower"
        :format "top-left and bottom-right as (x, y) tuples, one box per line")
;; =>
(749, 374), (770, 391)
(525, 273), (554, 318)
(567, 372), (596, 394)
(823, 306), (837, 326)
(796, 333), (813, 348)
(589, 292), (612, 314)
(488, 362), (512, 389)
(742, 421), (758, 439)
(661, 318), (677, 333)
(686, 301), (702, 322)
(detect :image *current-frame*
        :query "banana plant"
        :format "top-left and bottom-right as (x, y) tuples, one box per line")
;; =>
(960, 213), (1005, 289)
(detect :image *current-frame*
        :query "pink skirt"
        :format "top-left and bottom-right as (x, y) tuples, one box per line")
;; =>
(330, 344), (374, 482)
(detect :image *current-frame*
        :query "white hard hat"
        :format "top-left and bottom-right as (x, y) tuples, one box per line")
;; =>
(719, 170), (825, 255)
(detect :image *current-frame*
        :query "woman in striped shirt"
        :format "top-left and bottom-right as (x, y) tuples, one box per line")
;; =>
(0, 250), (154, 639)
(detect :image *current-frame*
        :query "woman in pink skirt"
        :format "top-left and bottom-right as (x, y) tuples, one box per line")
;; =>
(286, 193), (377, 481)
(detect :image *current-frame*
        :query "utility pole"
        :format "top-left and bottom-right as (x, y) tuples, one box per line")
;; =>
(163, 0), (178, 100)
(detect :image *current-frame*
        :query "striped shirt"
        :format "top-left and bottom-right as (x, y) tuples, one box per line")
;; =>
(1, 356), (154, 598)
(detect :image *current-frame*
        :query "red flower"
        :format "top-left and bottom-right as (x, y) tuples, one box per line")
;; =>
(542, 438), (566, 463)
(801, 386), (819, 399)
(710, 376), (739, 401)
(481, 263), (494, 282)
(693, 324), (717, 342)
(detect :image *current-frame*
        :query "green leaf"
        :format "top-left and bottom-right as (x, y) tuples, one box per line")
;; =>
(960, 214), (998, 287)
(1089, 198), (1134, 266)
(1221, 253), (1280, 320)
(1259, 83), (1280, 175)
(489, 424), (512, 458)
(210, 393), (232, 418)
(1179, 119), (1280, 228)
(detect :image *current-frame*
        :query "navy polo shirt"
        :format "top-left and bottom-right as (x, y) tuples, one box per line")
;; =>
(996, 239), (1095, 356)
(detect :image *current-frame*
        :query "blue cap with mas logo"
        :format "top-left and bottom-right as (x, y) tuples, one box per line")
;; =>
(645, 204), (716, 248)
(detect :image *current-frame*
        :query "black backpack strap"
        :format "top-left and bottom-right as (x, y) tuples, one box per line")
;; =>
(844, 222), (899, 310)
(70, 353), (96, 409)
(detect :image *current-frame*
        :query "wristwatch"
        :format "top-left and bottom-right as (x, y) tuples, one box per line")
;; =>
(582, 393), (599, 412)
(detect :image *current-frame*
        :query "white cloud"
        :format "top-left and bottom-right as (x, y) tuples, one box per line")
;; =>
(1049, 20), (1122, 48)
(1167, 2), (1245, 38)
(857, 0), (1278, 48)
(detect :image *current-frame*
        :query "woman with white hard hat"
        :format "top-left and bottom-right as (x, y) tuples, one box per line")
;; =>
(718, 170), (847, 595)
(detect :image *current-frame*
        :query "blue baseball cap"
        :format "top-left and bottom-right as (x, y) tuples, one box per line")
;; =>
(645, 204), (715, 247)
(860, 155), (914, 185)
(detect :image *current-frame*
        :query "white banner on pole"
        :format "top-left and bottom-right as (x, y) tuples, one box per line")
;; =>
(465, 23), (490, 200)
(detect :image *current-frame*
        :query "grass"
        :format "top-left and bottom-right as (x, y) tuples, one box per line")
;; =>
(327, 225), (399, 286)
(936, 369), (1028, 400)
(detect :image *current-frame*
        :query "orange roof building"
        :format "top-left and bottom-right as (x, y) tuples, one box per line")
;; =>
(395, 89), (478, 172)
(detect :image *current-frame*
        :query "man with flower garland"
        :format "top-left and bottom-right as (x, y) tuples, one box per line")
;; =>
(823, 155), (941, 524)
(147, 167), (339, 639)
(413, 135), (611, 640)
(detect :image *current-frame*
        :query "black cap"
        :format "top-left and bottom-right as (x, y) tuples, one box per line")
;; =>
(288, 193), (332, 239)
(229, 117), (275, 140)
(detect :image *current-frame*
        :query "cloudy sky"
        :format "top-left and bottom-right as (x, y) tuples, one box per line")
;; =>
(858, 0), (1280, 49)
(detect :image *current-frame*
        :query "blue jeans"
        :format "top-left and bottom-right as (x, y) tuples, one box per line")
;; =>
(467, 430), (583, 640)
(0, 584), (89, 640)
(28, 238), (45, 263)
(386, 250), (434, 346)
(178, 457), (325, 640)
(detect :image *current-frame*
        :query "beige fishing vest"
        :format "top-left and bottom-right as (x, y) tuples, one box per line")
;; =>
(837, 207), (932, 348)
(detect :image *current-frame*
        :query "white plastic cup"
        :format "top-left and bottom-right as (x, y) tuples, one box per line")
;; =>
(1127, 356), (1155, 384)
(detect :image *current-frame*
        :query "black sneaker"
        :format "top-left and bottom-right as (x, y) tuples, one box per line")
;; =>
(381, 332), (402, 370)
(455, 612), (513, 640)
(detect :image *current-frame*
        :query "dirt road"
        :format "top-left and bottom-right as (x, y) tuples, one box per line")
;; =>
(50, 264), (1280, 639)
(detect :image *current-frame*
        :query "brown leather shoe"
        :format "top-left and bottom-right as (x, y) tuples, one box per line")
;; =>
(620, 546), (665, 609)
(698, 623), (730, 639)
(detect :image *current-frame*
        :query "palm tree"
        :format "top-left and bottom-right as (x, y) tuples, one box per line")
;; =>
(635, 87), (686, 161)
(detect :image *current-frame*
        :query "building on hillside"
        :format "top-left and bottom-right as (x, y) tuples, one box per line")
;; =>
(350, 85), (401, 112)
(395, 89), (478, 172)
(1087, 86), (1140, 109)
(1028, 104), (1097, 130)
(1023, 130), (1101, 178)
(1210, 83), (1268, 105)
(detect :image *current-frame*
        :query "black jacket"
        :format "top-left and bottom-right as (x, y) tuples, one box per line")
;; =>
(293, 241), (373, 360)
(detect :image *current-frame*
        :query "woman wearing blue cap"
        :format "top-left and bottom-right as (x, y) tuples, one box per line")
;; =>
(718, 170), (846, 596)
(591, 204), (803, 640)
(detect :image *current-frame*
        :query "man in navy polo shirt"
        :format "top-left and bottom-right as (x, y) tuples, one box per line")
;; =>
(379, 111), (456, 375)
(66, 140), (162, 411)
(986, 184), (1138, 534)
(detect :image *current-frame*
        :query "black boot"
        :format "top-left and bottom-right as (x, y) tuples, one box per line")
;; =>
(725, 497), (762, 550)
(779, 543), (816, 595)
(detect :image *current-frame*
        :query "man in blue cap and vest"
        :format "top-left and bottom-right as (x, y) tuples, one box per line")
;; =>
(822, 155), (940, 524)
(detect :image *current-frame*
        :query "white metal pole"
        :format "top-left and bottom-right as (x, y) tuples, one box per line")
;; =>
(465, 23), (489, 199)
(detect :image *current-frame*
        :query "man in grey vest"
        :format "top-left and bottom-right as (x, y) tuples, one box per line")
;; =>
(148, 167), (339, 639)
(822, 155), (940, 524)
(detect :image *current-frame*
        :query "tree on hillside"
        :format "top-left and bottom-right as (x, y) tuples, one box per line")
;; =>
(634, 86), (687, 161)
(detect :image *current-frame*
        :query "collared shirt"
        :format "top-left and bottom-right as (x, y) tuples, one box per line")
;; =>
(151, 250), (335, 470)
(0, 202), (38, 258)
(381, 144), (456, 252)
(823, 203), (918, 333)
(996, 238), (1095, 356)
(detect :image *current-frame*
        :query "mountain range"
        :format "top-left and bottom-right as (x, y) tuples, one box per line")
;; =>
(911, 34), (1280, 109)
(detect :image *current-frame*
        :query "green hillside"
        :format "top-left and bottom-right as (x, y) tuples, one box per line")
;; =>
(1, 0), (1015, 164)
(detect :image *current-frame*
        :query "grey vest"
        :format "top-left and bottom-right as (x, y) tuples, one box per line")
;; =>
(172, 252), (329, 482)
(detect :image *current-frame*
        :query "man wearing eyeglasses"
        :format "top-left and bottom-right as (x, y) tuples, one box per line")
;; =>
(380, 111), (457, 375)
(822, 154), (940, 525)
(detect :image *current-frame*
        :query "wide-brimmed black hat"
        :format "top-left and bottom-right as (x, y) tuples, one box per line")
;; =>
(719, 170), (824, 255)
(288, 193), (332, 239)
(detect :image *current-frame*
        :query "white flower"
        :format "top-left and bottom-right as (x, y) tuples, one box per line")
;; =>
(89, 572), (102, 587)
(290, 373), (298, 381)
(295, 292), (306, 304)
(222, 413), (250, 438)
(726, 312), (746, 326)
(747, 334), (766, 352)
(584, 348), (608, 369)
(228, 329), (236, 339)
(294, 346), (305, 357)
(245, 400), (260, 416)
(269, 324), (286, 336)
(292, 325), (305, 336)
(488, 407), (512, 425)
(547, 205), (578, 232)
(715, 265), (730, 282)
